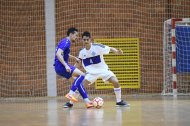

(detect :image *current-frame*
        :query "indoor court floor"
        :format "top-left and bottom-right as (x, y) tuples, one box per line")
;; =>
(0, 96), (190, 126)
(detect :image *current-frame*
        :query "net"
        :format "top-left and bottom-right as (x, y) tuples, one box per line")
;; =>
(163, 18), (190, 96)
(0, 0), (47, 97)
(0, 0), (190, 99)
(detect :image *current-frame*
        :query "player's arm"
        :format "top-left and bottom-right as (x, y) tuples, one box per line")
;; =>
(56, 48), (71, 72)
(110, 47), (123, 55)
(75, 51), (83, 68)
(74, 58), (82, 68)
(93, 43), (122, 55)
(69, 54), (80, 63)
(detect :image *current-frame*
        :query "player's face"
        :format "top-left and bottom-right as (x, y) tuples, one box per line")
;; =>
(82, 36), (91, 45)
(70, 31), (79, 43)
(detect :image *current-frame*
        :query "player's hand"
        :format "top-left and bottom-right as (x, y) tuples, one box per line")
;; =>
(65, 65), (71, 73)
(117, 48), (123, 54)
(76, 58), (81, 64)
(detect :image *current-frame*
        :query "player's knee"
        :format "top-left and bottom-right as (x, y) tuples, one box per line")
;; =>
(113, 82), (120, 88)
(110, 78), (120, 88)
(109, 76), (118, 83)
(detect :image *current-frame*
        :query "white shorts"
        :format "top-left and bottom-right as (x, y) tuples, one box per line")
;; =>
(85, 70), (116, 85)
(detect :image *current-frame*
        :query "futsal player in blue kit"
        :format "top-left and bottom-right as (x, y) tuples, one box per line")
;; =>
(64, 31), (129, 108)
(54, 27), (93, 108)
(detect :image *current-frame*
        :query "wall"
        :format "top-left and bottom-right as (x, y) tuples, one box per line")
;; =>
(0, 0), (190, 96)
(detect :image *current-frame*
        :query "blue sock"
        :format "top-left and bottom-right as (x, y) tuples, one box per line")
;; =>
(70, 75), (89, 100)
(77, 83), (88, 99)
(70, 75), (84, 92)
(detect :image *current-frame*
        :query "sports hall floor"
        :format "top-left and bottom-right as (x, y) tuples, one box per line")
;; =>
(0, 96), (190, 126)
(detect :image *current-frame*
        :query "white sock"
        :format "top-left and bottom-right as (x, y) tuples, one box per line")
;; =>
(69, 90), (75, 95)
(69, 91), (80, 104)
(69, 101), (73, 104)
(74, 91), (80, 98)
(84, 98), (91, 103)
(114, 87), (121, 103)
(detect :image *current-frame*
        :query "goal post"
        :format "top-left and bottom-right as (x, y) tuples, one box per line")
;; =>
(163, 18), (190, 96)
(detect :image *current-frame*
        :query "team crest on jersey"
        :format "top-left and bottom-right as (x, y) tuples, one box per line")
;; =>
(91, 51), (96, 56)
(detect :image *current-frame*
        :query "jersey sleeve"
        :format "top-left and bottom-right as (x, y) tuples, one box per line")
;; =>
(58, 39), (69, 51)
(94, 43), (110, 55)
(102, 45), (111, 54)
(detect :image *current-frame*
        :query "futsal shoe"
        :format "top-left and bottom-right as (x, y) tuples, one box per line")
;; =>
(65, 93), (78, 102)
(63, 102), (73, 108)
(85, 102), (94, 108)
(116, 100), (130, 107)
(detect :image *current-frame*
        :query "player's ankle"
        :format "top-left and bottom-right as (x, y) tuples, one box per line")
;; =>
(84, 98), (91, 103)
(69, 101), (73, 104)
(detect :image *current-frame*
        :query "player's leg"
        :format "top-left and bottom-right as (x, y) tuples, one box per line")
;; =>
(54, 63), (81, 101)
(82, 74), (100, 108)
(63, 90), (79, 108)
(65, 74), (96, 108)
(54, 63), (91, 107)
(108, 76), (129, 106)
(64, 79), (93, 108)
(54, 63), (79, 104)
(78, 81), (94, 108)
(64, 67), (94, 108)
(83, 73), (99, 86)
(102, 71), (130, 107)
(66, 74), (98, 108)
(65, 67), (85, 102)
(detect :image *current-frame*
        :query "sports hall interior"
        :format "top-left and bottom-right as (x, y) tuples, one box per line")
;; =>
(0, 0), (190, 126)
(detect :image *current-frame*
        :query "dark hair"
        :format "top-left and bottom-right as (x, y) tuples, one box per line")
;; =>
(67, 27), (78, 36)
(82, 31), (91, 38)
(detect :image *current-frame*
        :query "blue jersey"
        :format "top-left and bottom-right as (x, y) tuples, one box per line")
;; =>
(54, 37), (75, 79)
(54, 37), (71, 64)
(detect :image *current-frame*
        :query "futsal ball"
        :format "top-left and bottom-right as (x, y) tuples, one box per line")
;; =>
(92, 97), (104, 109)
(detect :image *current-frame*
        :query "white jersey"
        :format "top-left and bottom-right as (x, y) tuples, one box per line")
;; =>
(78, 43), (111, 74)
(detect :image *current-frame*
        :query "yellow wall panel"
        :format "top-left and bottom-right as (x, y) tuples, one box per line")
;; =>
(94, 38), (140, 89)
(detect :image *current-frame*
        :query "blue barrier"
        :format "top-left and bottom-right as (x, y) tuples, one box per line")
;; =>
(176, 25), (190, 73)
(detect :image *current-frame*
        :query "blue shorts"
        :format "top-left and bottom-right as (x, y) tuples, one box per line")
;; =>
(54, 62), (76, 79)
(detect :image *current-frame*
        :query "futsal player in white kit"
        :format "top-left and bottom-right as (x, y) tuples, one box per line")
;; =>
(64, 31), (129, 108)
